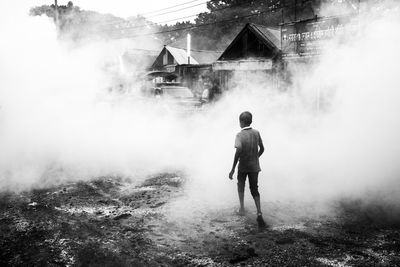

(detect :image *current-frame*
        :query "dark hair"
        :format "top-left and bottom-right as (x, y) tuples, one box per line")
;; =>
(239, 111), (252, 125)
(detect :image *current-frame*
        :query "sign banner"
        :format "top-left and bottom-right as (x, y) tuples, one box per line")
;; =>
(281, 16), (358, 58)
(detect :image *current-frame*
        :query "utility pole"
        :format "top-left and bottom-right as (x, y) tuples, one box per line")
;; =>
(54, 0), (59, 32)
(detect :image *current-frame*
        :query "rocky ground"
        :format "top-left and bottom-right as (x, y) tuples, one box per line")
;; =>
(0, 173), (399, 266)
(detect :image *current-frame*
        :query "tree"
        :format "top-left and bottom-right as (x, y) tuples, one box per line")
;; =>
(29, 2), (158, 41)
(29, 0), (362, 49)
(164, 0), (285, 50)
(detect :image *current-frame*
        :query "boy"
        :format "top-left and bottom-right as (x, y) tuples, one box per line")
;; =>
(229, 111), (266, 228)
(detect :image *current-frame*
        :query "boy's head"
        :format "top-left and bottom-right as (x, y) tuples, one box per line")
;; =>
(239, 111), (252, 128)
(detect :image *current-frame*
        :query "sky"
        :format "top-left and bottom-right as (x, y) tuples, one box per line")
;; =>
(31, 0), (209, 24)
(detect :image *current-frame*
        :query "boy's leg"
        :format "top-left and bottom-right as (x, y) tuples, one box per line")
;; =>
(248, 172), (261, 214)
(248, 172), (266, 227)
(237, 172), (246, 214)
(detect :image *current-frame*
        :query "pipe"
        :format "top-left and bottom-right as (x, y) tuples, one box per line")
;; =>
(187, 33), (191, 64)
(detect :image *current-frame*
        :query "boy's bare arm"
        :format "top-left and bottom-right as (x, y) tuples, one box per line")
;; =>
(259, 141), (264, 157)
(229, 148), (241, 180)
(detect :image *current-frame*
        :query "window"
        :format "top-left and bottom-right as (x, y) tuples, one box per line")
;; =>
(163, 51), (168, 65)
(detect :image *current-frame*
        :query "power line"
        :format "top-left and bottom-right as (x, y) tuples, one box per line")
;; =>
(68, 0), (206, 30)
(108, 4), (288, 39)
(141, 0), (205, 15)
(146, 1), (208, 19)
(91, 2), (206, 27)
(155, 14), (198, 25)
(151, 0), (263, 24)
(94, 2), (206, 29)
(168, 46), (223, 53)
(99, 0), (270, 27)
(95, 1), (282, 31)
(124, 46), (222, 54)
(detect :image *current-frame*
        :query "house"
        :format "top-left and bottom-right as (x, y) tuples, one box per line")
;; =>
(151, 45), (198, 73)
(212, 23), (283, 91)
(150, 45), (220, 95)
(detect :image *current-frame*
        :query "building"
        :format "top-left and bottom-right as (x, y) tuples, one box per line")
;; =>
(213, 23), (283, 91)
(151, 45), (198, 73)
(151, 45), (220, 94)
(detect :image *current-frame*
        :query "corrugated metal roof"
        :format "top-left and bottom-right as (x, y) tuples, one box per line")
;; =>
(166, 46), (199, 65)
(187, 50), (221, 65)
(167, 38), (222, 64)
(249, 24), (281, 49)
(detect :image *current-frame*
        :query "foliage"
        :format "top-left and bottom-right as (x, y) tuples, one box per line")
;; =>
(29, 1), (156, 41)
(29, 0), (362, 49)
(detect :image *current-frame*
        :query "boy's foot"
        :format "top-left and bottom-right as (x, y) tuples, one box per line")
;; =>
(256, 214), (267, 228)
(236, 208), (246, 216)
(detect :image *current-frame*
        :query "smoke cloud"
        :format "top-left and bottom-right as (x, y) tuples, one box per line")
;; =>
(1, 1), (400, 223)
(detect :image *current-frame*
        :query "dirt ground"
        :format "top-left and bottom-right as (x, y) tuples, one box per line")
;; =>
(1, 173), (399, 266)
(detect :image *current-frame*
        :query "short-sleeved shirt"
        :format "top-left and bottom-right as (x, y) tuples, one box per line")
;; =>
(234, 127), (262, 172)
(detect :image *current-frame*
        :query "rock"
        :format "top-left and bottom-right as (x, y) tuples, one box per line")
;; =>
(150, 202), (166, 208)
(113, 213), (132, 220)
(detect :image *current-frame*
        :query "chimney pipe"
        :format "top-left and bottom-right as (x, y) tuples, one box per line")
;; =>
(187, 33), (191, 64)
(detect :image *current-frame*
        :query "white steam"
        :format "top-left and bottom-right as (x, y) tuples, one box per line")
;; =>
(1, 1), (400, 221)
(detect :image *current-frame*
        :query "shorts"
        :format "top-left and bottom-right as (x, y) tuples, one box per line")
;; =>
(237, 171), (260, 197)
